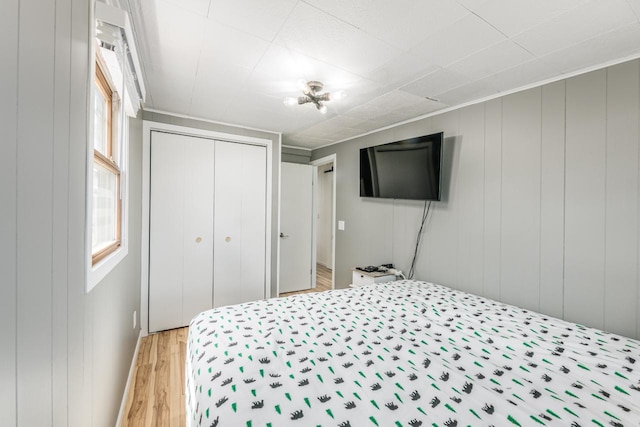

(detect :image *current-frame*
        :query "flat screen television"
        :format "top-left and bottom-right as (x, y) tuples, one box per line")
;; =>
(360, 132), (443, 201)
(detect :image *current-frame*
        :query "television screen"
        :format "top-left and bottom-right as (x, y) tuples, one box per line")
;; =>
(360, 132), (443, 201)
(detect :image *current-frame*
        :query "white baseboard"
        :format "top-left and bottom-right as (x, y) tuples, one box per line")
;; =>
(116, 329), (143, 427)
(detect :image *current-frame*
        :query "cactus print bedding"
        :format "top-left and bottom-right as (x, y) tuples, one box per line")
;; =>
(186, 280), (640, 427)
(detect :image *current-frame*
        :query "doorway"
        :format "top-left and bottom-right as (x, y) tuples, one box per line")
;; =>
(311, 155), (336, 293)
(277, 154), (336, 297)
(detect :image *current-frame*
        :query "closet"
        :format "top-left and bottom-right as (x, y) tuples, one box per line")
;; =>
(148, 130), (267, 333)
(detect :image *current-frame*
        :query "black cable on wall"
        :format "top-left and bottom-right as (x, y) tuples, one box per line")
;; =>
(408, 200), (432, 280)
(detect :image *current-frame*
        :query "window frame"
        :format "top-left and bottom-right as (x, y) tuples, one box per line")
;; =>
(88, 2), (145, 293)
(91, 60), (123, 266)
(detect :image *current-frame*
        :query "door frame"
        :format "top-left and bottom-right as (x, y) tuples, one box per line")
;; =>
(141, 120), (273, 337)
(310, 154), (337, 291)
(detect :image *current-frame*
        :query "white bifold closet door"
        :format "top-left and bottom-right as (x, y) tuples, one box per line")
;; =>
(149, 132), (267, 333)
(149, 131), (214, 333)
(213, 141), (267, 307)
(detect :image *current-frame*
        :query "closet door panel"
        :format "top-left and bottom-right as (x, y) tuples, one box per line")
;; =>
(240, 144), (267, 303)
(214, 141), (243, 307)
(214, 141), (267, 307)
(149, 131), (185, 332)
(182, 138), (215, 325)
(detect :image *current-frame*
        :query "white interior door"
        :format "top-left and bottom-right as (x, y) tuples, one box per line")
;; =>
(280, 163), (313, 293)
(149, 131), (214, 332)
(214, 141), (267, 307)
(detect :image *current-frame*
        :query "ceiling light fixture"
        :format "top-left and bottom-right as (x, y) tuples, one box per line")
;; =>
(284, 80), (346, 114)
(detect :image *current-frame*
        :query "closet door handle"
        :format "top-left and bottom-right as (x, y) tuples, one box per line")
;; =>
(280, 232), (289, 239)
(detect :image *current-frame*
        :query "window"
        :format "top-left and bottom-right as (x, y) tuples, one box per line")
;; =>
(91, 61), (122, 265)
(88, 3), (145, 291)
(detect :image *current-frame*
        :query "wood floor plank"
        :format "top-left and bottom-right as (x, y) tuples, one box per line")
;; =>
(316, 264), (332, 290)
(152, 332), (171, 427)
(136, 336), (150, 367)
(179, 341), (186, 397)
(123, 363), (152, 427)
(149, 333), (158, 365)
(121, 364), (138, 427)
(121, 330), (183, 427)
(122, 363), (137, 426)
(169, 351), (182, 427)
(144, 335), (158, 427)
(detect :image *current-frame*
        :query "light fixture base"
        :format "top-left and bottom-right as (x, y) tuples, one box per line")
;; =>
(306, 81), (324, 94)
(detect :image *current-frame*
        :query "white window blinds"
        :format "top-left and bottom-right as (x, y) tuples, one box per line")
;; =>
(95, 2), (145, 117)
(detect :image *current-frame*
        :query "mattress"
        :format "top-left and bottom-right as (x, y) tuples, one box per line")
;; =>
(186, 280), (640, 427)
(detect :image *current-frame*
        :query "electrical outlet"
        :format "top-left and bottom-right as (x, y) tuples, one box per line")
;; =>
(133, 310), (137, 329)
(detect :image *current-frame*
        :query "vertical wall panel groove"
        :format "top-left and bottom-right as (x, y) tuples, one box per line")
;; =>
(0, 0), (19, 425)
(68, 0), (90, 425)
(456, 104), (485, 296)
(82, 3), (93, 424)
(604, 60), (639, 338)
(391, 199), (409, 275)
(500, 89), (542, 312)
(637, 61), (640, 340)
(539, 81), (566, 319)
(52, 0), (72, 424)
(16, 0), (55, 423)
(603, 69), (608, 335)
(539, 91), (543, 313)
(499, 100), (503, 300)
(483, 99), (502, 300)
(563, 82), (567, 321)
(564, 70), (608, 329)
(425, 111), (460, 287)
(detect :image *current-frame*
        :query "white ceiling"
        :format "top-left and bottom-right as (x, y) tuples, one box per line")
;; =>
(128, 0), (640, 149)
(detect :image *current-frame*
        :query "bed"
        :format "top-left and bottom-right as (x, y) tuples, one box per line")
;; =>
(186, 280), (640, 427)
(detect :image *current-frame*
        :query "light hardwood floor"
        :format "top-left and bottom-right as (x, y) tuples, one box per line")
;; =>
(279, 263), (333, 297)
(121, 327), (188, 427)
(122, 265), (332, 426)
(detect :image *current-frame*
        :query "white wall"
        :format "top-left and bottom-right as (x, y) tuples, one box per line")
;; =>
(0, 0), (142, 425)
(312, 60), (640, 340)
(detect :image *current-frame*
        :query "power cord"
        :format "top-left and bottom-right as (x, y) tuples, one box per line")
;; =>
(388, 268), (406, 279)
(407, 200), (432, 280)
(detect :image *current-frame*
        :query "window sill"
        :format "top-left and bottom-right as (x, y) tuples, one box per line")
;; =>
(87, 244), (128, 292)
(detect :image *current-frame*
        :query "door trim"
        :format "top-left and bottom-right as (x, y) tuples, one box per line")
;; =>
(310, 154), (337, 291)
(141, 120), (273, 337)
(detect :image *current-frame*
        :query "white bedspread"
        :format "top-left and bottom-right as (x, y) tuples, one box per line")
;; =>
(186, 280), (640, 427)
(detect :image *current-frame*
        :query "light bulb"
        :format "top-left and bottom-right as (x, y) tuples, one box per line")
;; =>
(331, 90), (346, 101)
(283, 97), (298, 106)
(318, 104), (328, 114)
(297, 79), (310, 95)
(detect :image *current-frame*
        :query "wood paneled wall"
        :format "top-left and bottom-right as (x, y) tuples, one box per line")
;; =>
(312, 60), (640, 339)
(0, 0), (142, 425)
